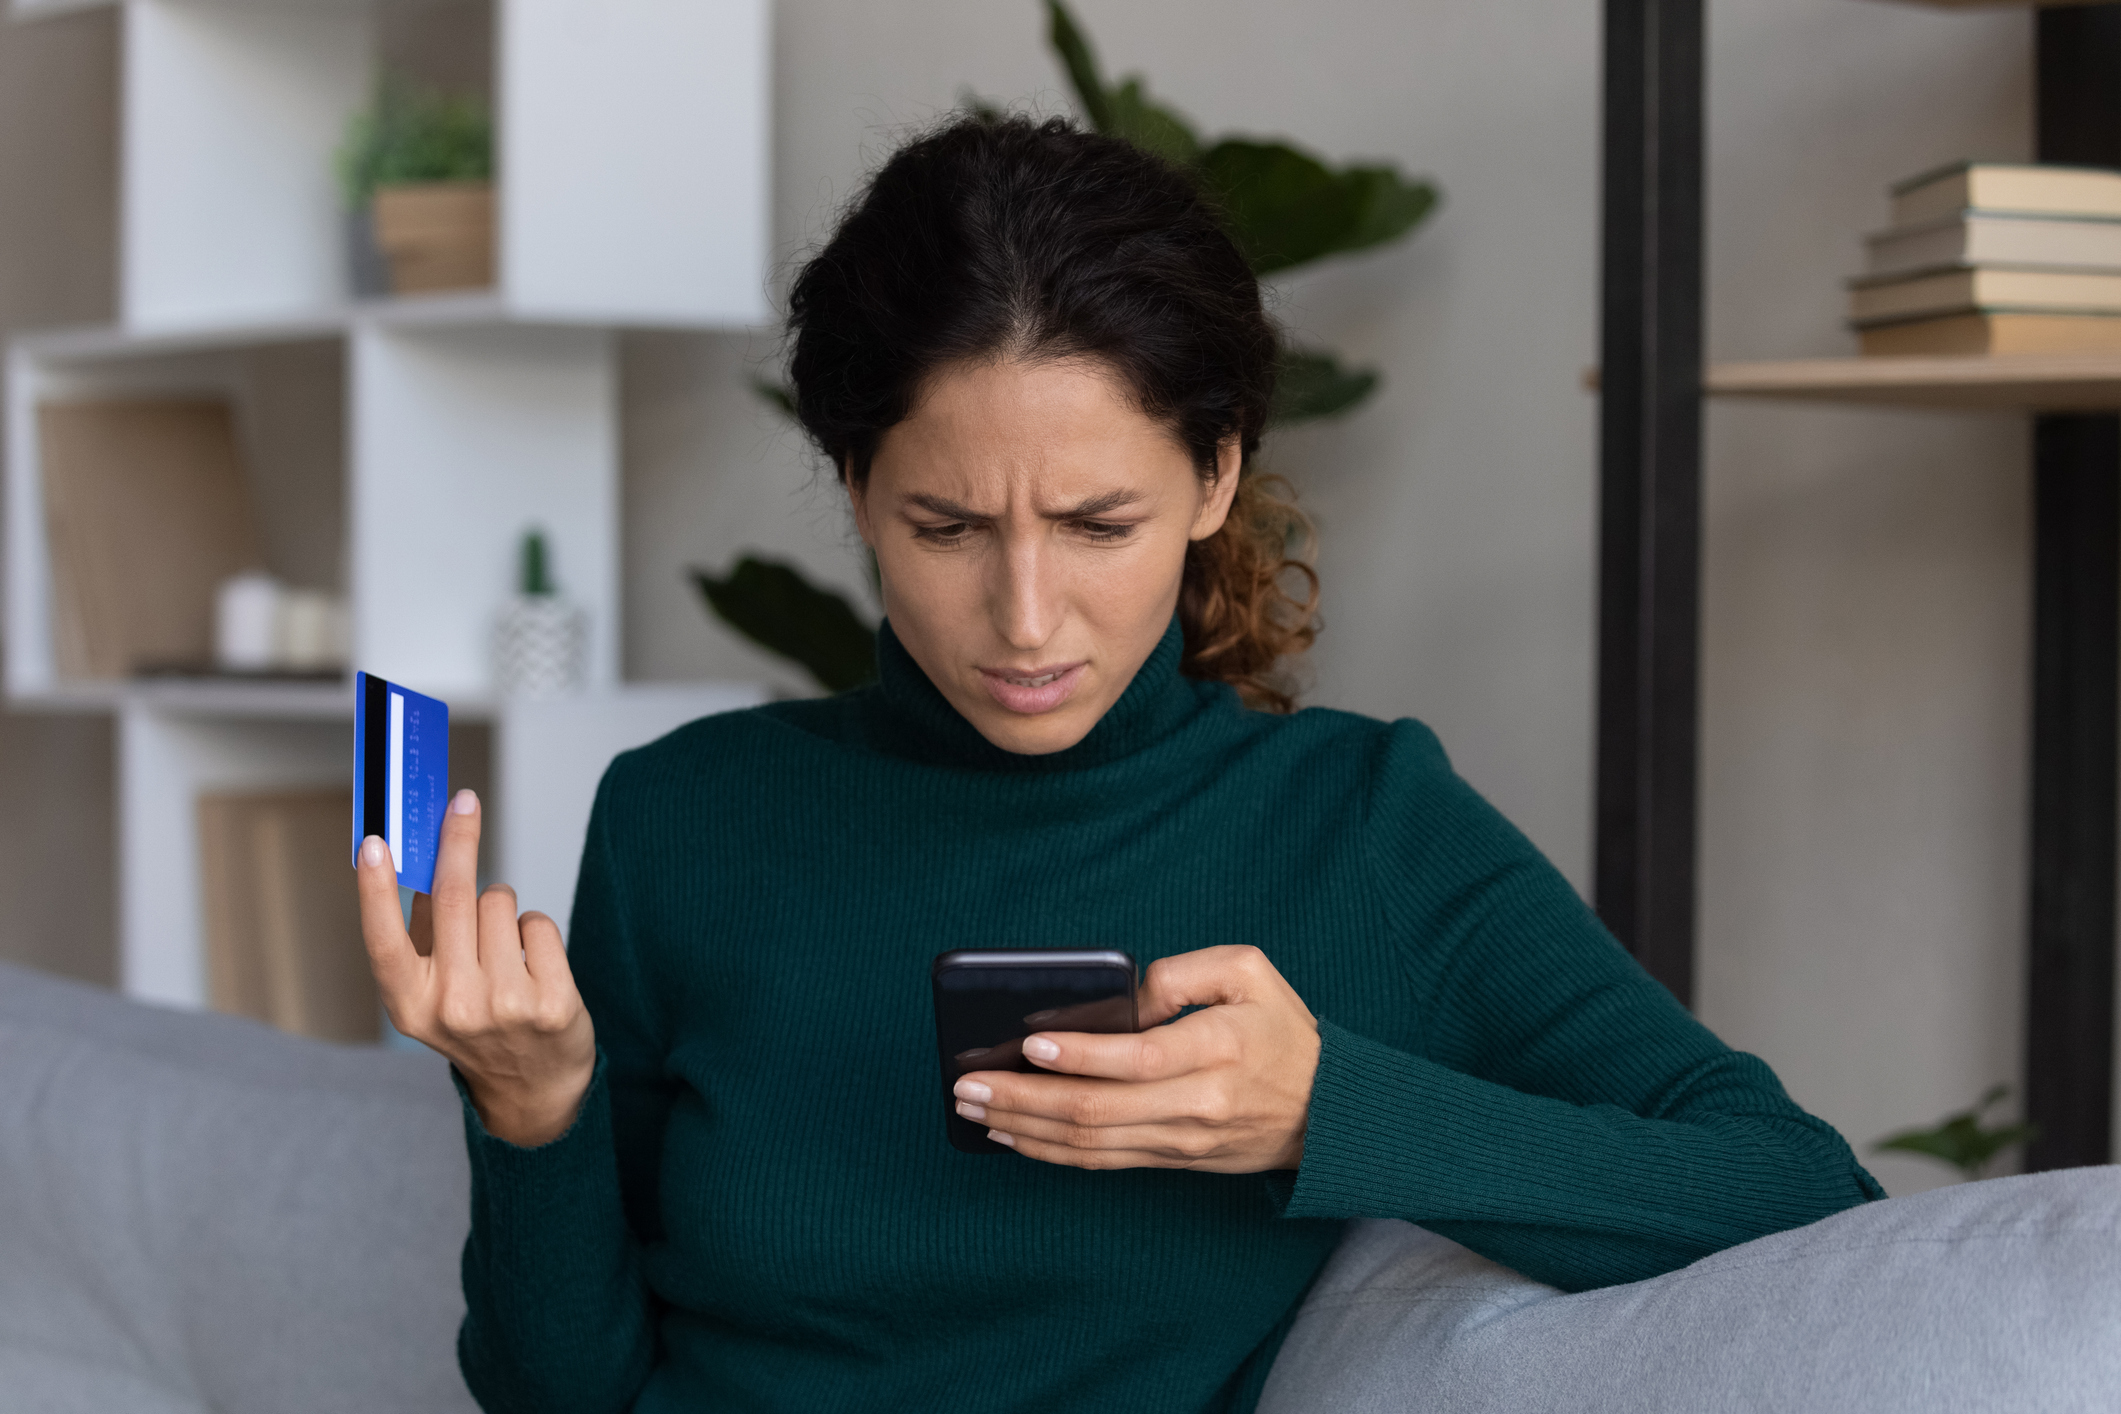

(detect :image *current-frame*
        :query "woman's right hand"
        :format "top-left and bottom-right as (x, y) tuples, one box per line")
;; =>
(356, 788), (596, 1147)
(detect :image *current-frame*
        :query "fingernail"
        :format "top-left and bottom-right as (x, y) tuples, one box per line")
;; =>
(1023, 1036), (1060, 1062)
(953, 1080), (992, 1104)
(955, 1101), (986, 1121)
(360, 835), (387, 867)
(451, 789), (478, 816)
(987, 1129), (1016, 1147)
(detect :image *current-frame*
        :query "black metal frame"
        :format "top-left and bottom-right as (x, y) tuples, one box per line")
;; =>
(1596, 0), (1704, 1006)
(2025, 5), (2121, 1172)
(1597, 1), (2120, 1167)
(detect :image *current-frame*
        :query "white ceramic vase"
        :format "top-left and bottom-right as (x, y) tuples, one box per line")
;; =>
(495, 595), (586, 698)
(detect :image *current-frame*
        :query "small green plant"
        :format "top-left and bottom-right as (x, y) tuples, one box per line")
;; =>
(519, 529), (553, 598)
(337, 77), (493, 210)
(1873, 1085), (2039, 1182)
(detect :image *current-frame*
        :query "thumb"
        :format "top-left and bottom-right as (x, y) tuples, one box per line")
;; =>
(1137, 945), (1274, 1028)
(355, 835), (425, 1001)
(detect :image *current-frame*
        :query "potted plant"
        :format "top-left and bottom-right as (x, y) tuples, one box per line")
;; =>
(337, 78), (495, 296)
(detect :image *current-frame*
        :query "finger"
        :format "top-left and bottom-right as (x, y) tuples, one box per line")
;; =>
(518, 911), (573, 987)
(1137, 945), (1278, 1027)
(519, 912), (589, 1038)
(951, 1037), (1025, 1077)
(986, 1131), (1172, 1171)
(1013, 1006), (1238, 1082)
(954, 1069), (1200, 1128)
(974, 1104), (1220, 1162)
(427, 789), (483, 974)
(408, 890), (434, 959)
(355, 835), (423, 994)
(477, 883), (531, 978)
(958, 1059), (1221, 1127)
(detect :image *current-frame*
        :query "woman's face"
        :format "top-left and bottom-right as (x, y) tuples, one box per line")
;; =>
(851, 357), (1240, 755)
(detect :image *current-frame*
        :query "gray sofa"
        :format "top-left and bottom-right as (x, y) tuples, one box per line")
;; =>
(4, 960), (2116, 1413)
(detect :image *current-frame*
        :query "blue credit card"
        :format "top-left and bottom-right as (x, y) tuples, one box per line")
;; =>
(352, 672), (450, 893)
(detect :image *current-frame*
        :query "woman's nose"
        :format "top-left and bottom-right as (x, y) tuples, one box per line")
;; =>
(990, 530), (1059, 649)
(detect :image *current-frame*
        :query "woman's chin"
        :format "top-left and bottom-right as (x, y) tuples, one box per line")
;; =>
(962, 696), (1102, 756)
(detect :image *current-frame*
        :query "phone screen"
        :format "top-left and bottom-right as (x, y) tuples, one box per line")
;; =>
(931, 949), (1138, 1155)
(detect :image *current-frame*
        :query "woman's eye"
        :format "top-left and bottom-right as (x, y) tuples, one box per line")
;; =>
(914, 522), (971, 543)
(1077, 520), (1134, 542)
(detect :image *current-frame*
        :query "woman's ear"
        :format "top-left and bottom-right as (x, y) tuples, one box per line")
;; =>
(1189, 438), (1245, 542)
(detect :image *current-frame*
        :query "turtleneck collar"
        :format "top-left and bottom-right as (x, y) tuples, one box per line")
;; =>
(865, 615), (1211, 772)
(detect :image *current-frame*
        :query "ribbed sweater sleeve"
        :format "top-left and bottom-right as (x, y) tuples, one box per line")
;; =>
(1281, 721), (1884, 1293)
(456, 769), (669, 1414)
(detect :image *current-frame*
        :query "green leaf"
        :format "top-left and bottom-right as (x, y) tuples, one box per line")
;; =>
(1336, 165), (1440, 257)
(1872, 1086), (2039, 1181)
(692, 556), (877, 694)
(1196, 140), (1367, 275)
(1045, 0), (1113, 133)
(1106, 77), (1201, 167)
(1036, 5), (1436, 277)
(1271, 345), (1379, 424)
(750, 378), (797, 420)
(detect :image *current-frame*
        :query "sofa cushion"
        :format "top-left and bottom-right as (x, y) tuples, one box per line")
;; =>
(0, 962), (476, 1414)
(1258, 1164), (2121, 1413)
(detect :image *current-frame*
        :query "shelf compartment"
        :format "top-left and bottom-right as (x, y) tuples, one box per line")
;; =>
(7, 318), (619, 708)
(12, 0), (769, 333)
(4, 335), (350, 699)
(1707, 353), (2121, 411)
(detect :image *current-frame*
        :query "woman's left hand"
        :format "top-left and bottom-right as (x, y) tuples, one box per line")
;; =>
(954, 945), (1321, 1173)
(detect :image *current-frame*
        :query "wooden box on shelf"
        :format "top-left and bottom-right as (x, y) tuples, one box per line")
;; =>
(372, 181), (495, 295)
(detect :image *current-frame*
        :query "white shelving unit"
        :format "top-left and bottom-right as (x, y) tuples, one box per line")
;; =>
(3, 0), (773, 1011)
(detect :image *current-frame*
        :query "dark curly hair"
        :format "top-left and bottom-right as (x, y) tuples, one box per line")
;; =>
(786, 113), (1319, 711)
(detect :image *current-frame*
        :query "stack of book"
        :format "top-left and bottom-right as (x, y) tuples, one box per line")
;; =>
(1850, 162), (2121, 357)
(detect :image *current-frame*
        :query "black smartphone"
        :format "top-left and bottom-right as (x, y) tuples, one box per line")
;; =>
(931, 949), (1138, 1155)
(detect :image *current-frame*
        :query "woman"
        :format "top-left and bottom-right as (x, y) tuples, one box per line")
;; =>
(355, 115), (1880, 1414)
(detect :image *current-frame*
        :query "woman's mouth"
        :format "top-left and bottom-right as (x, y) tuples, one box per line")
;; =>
(979, 662), (1087, 714)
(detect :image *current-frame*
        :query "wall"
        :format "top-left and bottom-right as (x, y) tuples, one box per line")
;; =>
(0, 0), (2053, 1195)
(1700, 0), (2033, 1196)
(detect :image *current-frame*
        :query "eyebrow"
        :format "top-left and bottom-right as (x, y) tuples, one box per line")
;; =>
(903, 489), (1145, 521)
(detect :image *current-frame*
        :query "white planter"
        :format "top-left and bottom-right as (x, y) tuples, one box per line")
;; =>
(495, 594), (586, 698)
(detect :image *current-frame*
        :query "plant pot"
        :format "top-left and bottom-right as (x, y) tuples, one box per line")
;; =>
(371, 180), (494, 295)
(495, 594), (586, 699)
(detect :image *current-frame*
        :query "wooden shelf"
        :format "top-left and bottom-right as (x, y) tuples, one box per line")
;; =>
(1707, 353), (2121, 411)
(5, 677), (498, 723)
(1879, 2), (2111, 11)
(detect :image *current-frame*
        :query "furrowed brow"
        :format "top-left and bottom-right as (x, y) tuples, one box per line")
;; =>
(1049, 489), (1144, 520)
(904, 493), (989, 521)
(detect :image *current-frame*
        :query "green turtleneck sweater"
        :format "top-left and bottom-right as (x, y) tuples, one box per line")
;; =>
(454, 618), (1880, 1414)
